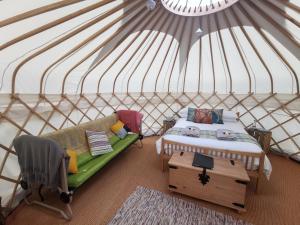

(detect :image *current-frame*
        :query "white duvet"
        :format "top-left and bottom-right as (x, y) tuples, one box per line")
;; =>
(156, 118), (272, 179)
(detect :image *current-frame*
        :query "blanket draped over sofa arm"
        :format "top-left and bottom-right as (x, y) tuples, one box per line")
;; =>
(116, 110), (143, 136)
(13, 135), (68, 190)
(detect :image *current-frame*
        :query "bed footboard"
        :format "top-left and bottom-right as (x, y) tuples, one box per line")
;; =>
(160, 138), (265, 192)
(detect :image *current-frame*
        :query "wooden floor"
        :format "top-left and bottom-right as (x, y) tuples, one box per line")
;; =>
(7, 136), (300, 225)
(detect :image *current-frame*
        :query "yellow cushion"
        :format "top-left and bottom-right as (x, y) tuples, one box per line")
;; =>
(111, 120), (125, 133)
(67, 149), (78, 174)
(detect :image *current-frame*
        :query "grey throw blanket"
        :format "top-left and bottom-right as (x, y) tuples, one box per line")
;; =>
(13, 135), (67, 190)
(216, 129), (237, 141)
(165, 127), (259, 146)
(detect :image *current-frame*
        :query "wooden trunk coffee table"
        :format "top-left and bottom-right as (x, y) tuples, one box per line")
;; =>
(168, 151), (250, 212)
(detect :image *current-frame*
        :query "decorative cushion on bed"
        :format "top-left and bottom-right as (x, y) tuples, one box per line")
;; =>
(178, 107), (189, 118)
(223, 110), (237, 122)
(187, 108), (212, 124)
(211, 109), (224, 124)
(86, 130), (113, 156)
(67, 149), (78, 174)
(111, 120), (128, 139)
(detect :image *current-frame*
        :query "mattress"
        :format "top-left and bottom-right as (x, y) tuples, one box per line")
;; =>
(156, 118), (272, 179)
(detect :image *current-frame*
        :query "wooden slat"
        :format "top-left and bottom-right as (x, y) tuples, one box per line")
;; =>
(0, 0), (84, 28)
(236, 3), (299, 94)
(0, 0), (115, 50)
(11, 1), (131, 95)
(39, 0), (142, 94)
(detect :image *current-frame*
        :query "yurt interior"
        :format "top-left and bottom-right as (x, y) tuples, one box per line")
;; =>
(0, 0), (299, 225)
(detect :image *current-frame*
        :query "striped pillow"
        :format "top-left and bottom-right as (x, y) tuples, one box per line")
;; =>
(86, 130), (113, 156)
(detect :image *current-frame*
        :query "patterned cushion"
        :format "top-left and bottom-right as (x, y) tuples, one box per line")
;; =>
(86, 130), (113, 156)
(211, 109), (224, 124)
(111, 120), (128, 139)
(187, 107), (196, 121)
(194, 109), (212, 124)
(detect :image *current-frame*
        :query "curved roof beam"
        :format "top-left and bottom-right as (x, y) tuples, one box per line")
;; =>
(229, 7), (274, 94)
(93, 10), (163, 94)
(182, 18), (195, 93)
(111, 10), (168, 94)
(167, 17), (187, 93)
(61, 5), (146, 95)
(278, 0), (300, 13)
(197, 17), (203, 93)
(40, 0), (141, 94)
(207, 15), (216, 93)
(237, 2), (299, 94)
(154, 16), (181, 92)
(214, 13), (233, 93)
(263, 0), (300, 27)
(0, 0), (115, 50)
(126, 13), (174, 94)
(78, 8), (158, 94)
(222, 10), (252, 93)
(246, 0), (299, 48)
(140, 14), (175, 93)
(11, 0), (126, 95)
(0, 0), (84, 28)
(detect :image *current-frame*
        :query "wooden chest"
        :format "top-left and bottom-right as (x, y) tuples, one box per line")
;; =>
(168, 152), (250, 212)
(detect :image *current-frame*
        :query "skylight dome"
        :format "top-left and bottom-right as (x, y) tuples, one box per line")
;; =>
(161, 0), (239, 16)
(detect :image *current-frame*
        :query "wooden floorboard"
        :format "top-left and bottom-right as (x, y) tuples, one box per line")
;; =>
(6, 136), (300, 225)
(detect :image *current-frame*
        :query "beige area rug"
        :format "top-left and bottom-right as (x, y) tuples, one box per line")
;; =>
(108, 186), (252, 225)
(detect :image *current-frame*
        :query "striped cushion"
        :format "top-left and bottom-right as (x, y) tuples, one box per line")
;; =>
(86, 130), (113, 156)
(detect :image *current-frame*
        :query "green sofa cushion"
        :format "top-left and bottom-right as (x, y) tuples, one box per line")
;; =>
(77, 152), (93, 168)
(68, 133), (139, 188)
(109, 135), (121, 146)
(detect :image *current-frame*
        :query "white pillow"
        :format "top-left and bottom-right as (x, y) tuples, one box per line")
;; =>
(178, 107), (189, 118)
(223, 111), (237, 122)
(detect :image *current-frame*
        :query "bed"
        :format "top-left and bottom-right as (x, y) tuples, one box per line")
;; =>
(156, 112), (272, 192)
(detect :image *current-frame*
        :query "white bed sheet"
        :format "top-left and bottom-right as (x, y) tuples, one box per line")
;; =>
(156, 118), (272, 179)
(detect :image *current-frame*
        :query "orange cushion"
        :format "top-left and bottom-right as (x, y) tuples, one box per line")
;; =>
(67, 149), (78, 174)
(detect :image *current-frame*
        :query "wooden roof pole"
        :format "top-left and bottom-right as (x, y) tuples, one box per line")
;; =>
(126, 13), (173, 94)
(207, 14), (216, 93)
(197, 17), (203, 93)
(0, 0), (84, 28)
(94, 9), (163, 94)
(167, 17), (187, 93)
(263, 0), (300, 27)
(111, 10), (168, 94)
(78, 9), (157, 94)
(0, 0), (115, 50)
(214, 13), (233, 93)
(140, 13), (175, 93)
(154, 16), (181, 92)
(61, 6), (146, 95)
(40, 1), (141, 94)
(11, 1), (129, 95)
(246, 0), (300, 48)
(276, 0), (300, 14)
(229, 7), (274, 94)
(182, 18), (195, 93)
(222, 10), (252, 93)
(237, 3), (299, 94)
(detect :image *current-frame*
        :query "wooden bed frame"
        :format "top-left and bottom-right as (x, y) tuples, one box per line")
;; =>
(160, 112), (265, 193)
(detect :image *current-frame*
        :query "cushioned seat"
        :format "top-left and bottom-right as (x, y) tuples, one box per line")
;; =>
(68, 133), (139, 188)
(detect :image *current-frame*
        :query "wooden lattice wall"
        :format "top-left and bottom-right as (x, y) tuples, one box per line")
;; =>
(0, 92), (299, 208)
